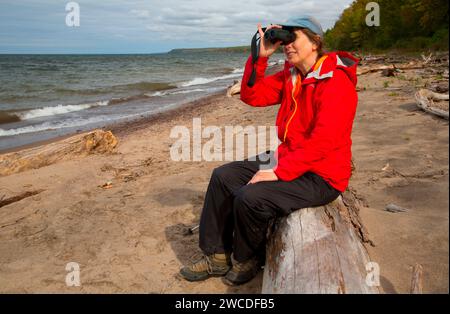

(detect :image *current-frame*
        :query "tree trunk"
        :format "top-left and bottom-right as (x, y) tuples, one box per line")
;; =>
(262, 189), (379, 294)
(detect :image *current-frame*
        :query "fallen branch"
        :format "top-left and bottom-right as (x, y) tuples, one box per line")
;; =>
(414, 89), (449, 120)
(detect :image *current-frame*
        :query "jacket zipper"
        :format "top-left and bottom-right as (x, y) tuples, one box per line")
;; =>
(282, 55), (328, 143)
(283, 81), (299, 142)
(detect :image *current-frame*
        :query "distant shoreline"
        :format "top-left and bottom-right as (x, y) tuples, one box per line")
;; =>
(0, 46), (252, 56)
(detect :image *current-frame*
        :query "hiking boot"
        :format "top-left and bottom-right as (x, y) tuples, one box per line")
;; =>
(223, 256), (261, 286)
(180, 253), (231, 282)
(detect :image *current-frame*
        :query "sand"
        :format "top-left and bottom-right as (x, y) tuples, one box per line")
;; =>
(0, 67), (448, 293)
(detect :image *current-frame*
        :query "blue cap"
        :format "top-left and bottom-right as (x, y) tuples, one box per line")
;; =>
(279, 15), (324, 38)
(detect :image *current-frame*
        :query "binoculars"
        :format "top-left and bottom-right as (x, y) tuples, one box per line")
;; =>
(264, 28), (296, 45)
(248, 26), (296, 87)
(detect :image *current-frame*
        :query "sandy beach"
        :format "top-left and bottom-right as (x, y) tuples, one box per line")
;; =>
(0, 64), (448, 293)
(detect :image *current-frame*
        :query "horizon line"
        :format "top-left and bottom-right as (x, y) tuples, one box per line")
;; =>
(0, 45), (252, 55)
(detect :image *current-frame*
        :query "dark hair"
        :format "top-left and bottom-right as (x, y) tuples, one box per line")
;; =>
(296, 27), (325, 58)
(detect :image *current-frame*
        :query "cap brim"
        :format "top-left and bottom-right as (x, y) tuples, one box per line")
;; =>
(278, 23), (323, 37)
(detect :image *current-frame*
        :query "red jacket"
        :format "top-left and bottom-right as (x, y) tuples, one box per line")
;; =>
(240, 51), (359, 192)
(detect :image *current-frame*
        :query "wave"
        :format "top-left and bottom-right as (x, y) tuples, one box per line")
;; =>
(172, 88), (207, 95)
(55, 81), (177, 96)
(0, 101), (109, 124)
(181, 72), (243, 87)
(0, 85), (227, 137)
(0, 83), (216, 125)
(147, 88), (207, 97)
(0, 106), (167, 137)
(108, 94), (151, 105)
(147, 90), (168, 97)
(0, 116), (117, 137)
(19, 101), (109, 120)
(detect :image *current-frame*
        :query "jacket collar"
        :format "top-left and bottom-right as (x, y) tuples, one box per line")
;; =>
(284, 51), (359, 86)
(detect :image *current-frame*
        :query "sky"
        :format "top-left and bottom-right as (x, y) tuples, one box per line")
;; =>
(0, 0), (353, 54)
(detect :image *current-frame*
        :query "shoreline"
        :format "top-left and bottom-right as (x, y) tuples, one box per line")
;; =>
(0, 90), (227, 155)
(0, 62), (283, 156)
(107, 90), (226, 139)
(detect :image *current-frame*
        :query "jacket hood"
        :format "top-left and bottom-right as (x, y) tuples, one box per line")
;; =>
(285, 51), (359, 87)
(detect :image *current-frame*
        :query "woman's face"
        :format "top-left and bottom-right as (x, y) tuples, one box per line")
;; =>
(283, 29), (318, 67)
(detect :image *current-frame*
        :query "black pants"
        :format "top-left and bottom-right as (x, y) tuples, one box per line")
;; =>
(199, 151), (341, 262)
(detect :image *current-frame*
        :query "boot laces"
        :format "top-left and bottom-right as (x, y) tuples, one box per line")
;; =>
(234, 258), (258, 272)
(191, 255), (214, 274)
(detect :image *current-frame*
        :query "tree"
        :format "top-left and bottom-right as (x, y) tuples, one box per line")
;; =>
(325, 0), (449, 51)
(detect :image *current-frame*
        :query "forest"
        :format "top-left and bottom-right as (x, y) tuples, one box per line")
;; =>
(324, 0), (449, 51)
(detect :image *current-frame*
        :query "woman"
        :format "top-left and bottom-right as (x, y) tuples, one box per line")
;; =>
(180, 16), (359, 286)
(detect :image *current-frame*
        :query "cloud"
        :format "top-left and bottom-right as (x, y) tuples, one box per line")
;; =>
(0, 0), (354, 53)
(130, 9), (150, 18)
(140, 0), (353, 43)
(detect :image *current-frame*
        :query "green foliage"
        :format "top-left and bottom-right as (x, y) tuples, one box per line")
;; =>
(325, 0), (449, 51)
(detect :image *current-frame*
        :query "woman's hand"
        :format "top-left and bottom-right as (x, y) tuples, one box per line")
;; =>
(257, 23), (282, 58)
(247, 169), (278, 184)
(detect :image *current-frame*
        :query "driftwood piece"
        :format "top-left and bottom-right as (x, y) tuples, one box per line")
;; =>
(385, 203), (409, 213)
(362, 55), (386, 63)
(0, 129), (118, 176)
(421, 53), (433, 64)
(358, 52), (449, 77)
(410, 263), (423, 294)
(226, 80), (241, 97)
(262, 189), (378, 294)
(414, 89), (449, 120)
(357, 65), (396, 76)
(357, 62), (433, 76)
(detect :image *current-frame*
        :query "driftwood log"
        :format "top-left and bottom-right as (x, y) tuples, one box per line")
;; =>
(262, 188), (379, 294)
(0, 129), (118, 176)
(414, 89), (449, 120)
(226, 80), (241, 97)
(357, 61), (441, 76)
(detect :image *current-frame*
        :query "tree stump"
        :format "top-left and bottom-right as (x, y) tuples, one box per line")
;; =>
(262, 189), (379, 294)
